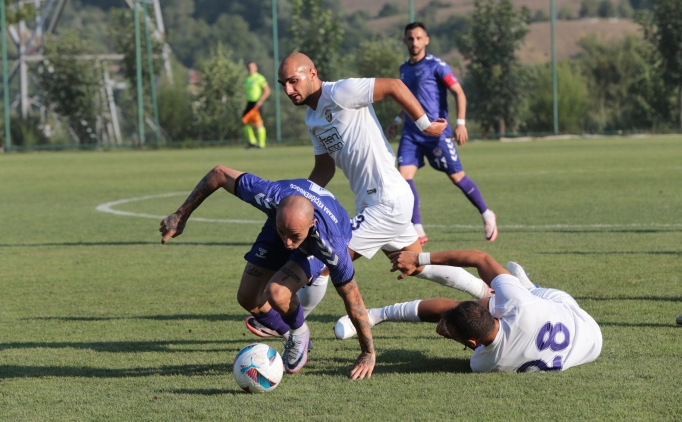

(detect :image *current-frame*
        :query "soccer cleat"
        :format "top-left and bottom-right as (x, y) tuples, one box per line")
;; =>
(333, 311), (380, 340)
(282, 323), (310, 374)
(484, 211), (498, 242)
(414, 224), (429, 245)
(506, 261), (539, 289)
(245, 316), (282, 338)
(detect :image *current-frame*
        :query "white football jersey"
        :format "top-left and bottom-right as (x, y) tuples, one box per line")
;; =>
(306, 79), (410, 213)
(472, 274), (602, 373)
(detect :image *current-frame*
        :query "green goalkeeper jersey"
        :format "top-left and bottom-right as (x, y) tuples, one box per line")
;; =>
(245, 72), (268, 102)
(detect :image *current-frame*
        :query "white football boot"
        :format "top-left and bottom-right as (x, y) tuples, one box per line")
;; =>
(333, 309), (382, 340)
(282, 323), (310, 374)
(506, 261), (539, 289)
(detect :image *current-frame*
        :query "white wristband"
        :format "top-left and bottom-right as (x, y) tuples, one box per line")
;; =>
(414, 114), (431, 132)
(394, 116), (403, 124)
(418, 252), (431, 267)
(456, 119), (466, 126)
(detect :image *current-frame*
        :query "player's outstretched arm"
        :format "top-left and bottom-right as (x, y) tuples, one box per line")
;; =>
(335, 279), (376, 380)
(160, 165), (244, 244)
(389, 249), (509, 285)
(373, 78), (447, 137)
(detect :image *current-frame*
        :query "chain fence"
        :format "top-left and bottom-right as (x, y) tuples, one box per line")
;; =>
(0, 0), (680, 151)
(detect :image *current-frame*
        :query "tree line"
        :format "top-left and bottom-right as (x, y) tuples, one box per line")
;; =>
(3, 0), (680, 147)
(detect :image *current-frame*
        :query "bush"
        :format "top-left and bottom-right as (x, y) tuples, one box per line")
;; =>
(522, 62), (588, 133)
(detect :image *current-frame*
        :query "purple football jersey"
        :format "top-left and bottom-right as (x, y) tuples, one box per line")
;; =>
(399, 54), (459, 138)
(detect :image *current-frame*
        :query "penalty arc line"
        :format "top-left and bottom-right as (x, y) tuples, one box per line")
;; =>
(95, 193), (682, 229)
(95, 192), (264, 224)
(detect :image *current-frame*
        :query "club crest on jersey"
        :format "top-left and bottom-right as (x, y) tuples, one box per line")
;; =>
(433, 147), (443, 157)
(256, 248), (267, 258)
(324, 108), (332, 123)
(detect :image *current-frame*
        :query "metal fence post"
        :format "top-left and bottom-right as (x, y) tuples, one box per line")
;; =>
(1, 0), (10, 150)
(142, 0), (160, 144)
(272, 0), (281, 142)
(134, 0), (145, 144)
(551, 0), (558, 134)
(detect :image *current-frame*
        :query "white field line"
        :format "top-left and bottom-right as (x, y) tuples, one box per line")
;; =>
(96, 193), (682, 229)
(95, 192), (263, 224)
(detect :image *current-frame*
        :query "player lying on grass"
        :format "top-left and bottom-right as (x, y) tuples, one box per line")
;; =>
(159, 165), (375, 380)
(245, 52), (494, 348)
(334, 250), (602, 373)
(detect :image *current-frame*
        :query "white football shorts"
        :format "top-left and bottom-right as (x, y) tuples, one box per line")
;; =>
(347, 189), (418, 259)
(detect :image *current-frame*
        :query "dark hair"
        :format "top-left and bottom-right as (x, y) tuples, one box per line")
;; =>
(404, 22), (427, 36)
(442, 301), (494, 341)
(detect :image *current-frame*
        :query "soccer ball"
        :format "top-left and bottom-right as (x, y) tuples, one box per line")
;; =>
(232, 343), (283, 393)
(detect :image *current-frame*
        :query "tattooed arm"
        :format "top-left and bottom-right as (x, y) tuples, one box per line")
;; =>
(335, 279), (375, 380)
(160, 165), (244, 243)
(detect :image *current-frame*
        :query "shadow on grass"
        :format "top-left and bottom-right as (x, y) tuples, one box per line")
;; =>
(575, 296), (682, 302)
(0, 339), (246, 353)
(305, 349), (471, 377)
(24, 313), (339, 324)
(0, 241), (253, 247)
(0, 363), (233, 379)
(540, 250), (681, 256)
(597, 322), (680, 328)
(161, 388), (242, 395)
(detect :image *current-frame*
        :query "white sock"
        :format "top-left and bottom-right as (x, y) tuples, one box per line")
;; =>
(415, 265), (488, 299)
(297, 274), (329, 318)
(482, 209), (495, 220)
(291, 323), (309, 335)
(378, 300), (422, 323)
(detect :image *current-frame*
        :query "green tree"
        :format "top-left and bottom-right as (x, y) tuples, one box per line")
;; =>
(289, 0), (344, 80)
(109, 8), (163, 110)
(194, 44), (246, 141)
(580, 0), (599, 17)
(638, 0), (682, 130)
(598, 0), (617, 17)
(456, 0), (530, 134)
(522, 62), (588, 133)
(355, 38), (404, 127)
(39, 30), (98, 144)
(577, 34), (674, 131)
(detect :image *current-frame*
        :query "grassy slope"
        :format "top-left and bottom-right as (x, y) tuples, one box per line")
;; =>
(0, 137), (681, 421)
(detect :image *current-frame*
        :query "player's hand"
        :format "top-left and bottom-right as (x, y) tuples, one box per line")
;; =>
(349, 351), (375, 380)
(436, 319), (454, 339)
(254, 101), (262, 109)
(385, 121), (399, 139)
(159, 212), (187, 244)
(455, 125), (468, 146)
(388, 251), (420, 280)
(423, 118), (447, 137)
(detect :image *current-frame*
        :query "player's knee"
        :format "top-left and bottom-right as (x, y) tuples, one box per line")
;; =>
(265, 283), (292, 313)
(236, 288), (258, 312)
(450, 171), (465, 183)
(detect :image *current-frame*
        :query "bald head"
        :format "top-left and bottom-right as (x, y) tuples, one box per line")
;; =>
(278, 52), (321, 106)
(279, 52), (315, 75)
(276, 196), (315, 250)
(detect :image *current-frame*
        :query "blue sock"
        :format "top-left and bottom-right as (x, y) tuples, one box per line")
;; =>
(455, 176), (488, 214)
(406, 179), (422, 224)
(281, 303), (305, 331)
(254, 308), (291, 335)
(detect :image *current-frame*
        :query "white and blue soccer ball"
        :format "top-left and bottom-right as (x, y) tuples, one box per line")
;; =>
(232, 343), (283, 393)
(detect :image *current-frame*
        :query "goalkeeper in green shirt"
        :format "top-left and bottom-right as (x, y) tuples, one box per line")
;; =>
(242, 62), (271, 149)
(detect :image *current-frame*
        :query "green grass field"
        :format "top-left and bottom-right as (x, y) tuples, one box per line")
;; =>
(1, 137), (681, 421)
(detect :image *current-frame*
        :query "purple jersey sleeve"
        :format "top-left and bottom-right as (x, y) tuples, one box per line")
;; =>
(234, 173), (280, 220)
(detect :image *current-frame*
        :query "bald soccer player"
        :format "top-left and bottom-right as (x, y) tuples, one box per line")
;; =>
(245, 53), (494, 346)
(159, 165), (375, 379)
